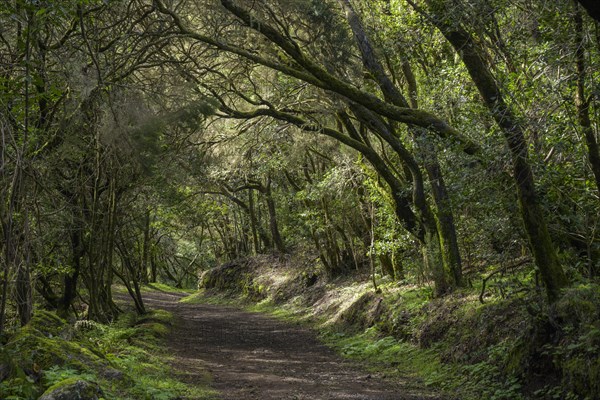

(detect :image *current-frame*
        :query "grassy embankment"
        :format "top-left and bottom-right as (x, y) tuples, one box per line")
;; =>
(182, 255), (600, 400)
(0, 285), (215, 400)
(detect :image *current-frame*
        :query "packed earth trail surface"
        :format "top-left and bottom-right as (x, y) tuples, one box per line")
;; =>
(140, 290), (440, 400)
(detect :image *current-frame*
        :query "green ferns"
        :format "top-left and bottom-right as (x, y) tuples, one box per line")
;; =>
(0, 309), (215, 400)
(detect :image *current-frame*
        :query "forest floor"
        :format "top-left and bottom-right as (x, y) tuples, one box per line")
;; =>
(141, 289), (440, 400)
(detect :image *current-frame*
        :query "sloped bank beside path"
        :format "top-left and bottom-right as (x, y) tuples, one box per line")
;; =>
(141, 290), (440, 400)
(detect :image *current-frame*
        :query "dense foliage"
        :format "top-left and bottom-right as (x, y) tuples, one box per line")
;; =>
(1, 0), (599, 398)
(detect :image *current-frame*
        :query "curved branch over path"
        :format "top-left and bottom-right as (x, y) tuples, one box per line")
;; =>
(152, 0), (480, 155)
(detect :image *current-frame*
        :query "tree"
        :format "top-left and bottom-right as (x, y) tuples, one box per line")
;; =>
(152, 0), (476, 294)
(410, 0), (569, 302)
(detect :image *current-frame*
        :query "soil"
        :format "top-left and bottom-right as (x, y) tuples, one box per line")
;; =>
(141, 290), (441, 400)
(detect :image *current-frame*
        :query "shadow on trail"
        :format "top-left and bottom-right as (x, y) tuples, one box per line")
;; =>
(140, 290), (440, 400)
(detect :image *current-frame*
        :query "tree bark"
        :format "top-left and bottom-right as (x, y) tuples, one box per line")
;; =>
(16, 251), (32, 327)
(574, 6), (600, 200)
(420, 0), (568, 301)
(140, 208), (151, 283)
(59, 227), (84, 317)
(155, 0), (480, 155)
(265, 177), (286, 254)
(341, 0), (462, 289)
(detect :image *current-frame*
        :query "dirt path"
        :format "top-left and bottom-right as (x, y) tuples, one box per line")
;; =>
(141, 290), (440, 400)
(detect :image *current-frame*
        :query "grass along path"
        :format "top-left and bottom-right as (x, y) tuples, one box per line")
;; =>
(140, 289), (440, 400)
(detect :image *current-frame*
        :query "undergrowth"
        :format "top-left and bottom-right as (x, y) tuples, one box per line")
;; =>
(188, 258), (600, 400)
(0, 304), (216, 400)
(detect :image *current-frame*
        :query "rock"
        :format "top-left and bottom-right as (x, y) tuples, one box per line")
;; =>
(336, 292), (387, 332)
(199, 260), (254, 294)
(38, 378), (103, 400)
(5, 325), (109, 374)
(101, 367), (124, 381)
(29, 311), (72, 339)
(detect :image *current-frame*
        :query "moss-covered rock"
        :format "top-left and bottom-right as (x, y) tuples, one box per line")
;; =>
(200, 260), (249, 290)
(38, 378), (103, 400)
(5, 324), (109, 377)
(136, 309), (174, 326)
(336, 292), (386, 333)
(134, 322), (169, 339)
(29, 310), (71, 339)
(200, 259), (265, 299)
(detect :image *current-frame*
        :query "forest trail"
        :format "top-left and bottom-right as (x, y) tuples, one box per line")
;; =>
(140, 290), (439, 400)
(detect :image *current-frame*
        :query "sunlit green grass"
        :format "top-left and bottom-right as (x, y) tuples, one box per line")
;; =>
(143, 282), (195, 294)
(185, 271), (532, 399)
(78, 309), (217, 400)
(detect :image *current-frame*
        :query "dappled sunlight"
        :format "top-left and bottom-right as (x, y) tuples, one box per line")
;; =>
(145, 290), (433, 400)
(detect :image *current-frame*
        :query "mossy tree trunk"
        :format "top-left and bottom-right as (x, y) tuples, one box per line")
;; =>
(342, 108), (451, 293)
(574, 6), (600, 203)
(140, 208), (151, 283)
(420, 0), (568, 301)
(59, 227), (83, 317)
(264, 176), (286, 254)
(342, 0), (462, 290)
(573, 4), (600, 277)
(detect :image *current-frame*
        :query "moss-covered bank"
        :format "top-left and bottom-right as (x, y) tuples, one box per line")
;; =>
(0, 305), (215, 399)
(189, 255), (600, 400)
